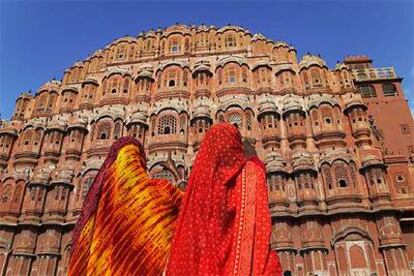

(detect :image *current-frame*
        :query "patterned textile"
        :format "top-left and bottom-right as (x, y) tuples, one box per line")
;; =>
(167, 123), (281, 275)
(68, 137), (182, 276)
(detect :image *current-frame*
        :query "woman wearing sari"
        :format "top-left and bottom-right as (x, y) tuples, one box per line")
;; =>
(167, 123), (280, 275)
(69, 137), (182, 275)
(69, 123), (281, 275)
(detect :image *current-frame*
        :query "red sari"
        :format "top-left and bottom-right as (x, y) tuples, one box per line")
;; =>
(167, 123), (281, 275)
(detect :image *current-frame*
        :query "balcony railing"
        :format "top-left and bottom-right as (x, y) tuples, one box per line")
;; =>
(353, 67), (397, 82)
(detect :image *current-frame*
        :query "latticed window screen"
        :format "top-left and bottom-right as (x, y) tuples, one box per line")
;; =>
(158, 115), (177, 135)
(97, 122), (111, 140)
(151, 117), (156, 135)
(245, 111), (253, 130)
(113, 122), (122, 139)
(225, 35), (236, 48)
(322, 165), (333, 189)
(227, 112), (242, 127)
(179, 115), (186, 133)
(333, 161), (350, 187)
(349, 162), (357, 187)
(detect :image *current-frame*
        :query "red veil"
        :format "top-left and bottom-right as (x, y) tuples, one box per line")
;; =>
(167, 123), (281, 275)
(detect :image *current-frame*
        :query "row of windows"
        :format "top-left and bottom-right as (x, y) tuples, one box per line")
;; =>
(359, 83), (398, 98)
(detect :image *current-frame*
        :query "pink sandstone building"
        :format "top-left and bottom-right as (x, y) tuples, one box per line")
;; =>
(0, 24), (413, 275)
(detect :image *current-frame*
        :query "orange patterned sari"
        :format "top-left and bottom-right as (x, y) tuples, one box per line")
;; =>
(68, 137), (182, 275)
(167, 123), (281, 275)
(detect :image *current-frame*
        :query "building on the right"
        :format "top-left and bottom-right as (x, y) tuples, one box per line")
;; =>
(346, 54), (414, 272)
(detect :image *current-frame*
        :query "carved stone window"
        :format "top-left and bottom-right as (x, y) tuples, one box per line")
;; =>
(225, 35), (236, 48)
(227, 112), (242, 128)
(158, 114), (177, 135)
(97, 122), (111, 140)
(170, 39), (181, 53)
(227, 68), (236, 83)
(113, 121), (122, 139)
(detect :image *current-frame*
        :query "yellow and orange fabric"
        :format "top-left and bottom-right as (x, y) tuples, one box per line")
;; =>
(68, 137), (182, 275)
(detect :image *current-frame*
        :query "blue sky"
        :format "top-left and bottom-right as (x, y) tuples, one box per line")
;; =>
(1, 1), (413, 119)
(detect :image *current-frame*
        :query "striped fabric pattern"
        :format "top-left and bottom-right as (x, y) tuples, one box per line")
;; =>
(69, 138), (182, 276)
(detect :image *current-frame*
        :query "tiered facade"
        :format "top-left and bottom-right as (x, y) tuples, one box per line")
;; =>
(0, 24), (413, 276)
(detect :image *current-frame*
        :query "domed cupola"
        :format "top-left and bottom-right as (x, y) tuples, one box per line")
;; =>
(343, 97), (371, 147)
(299, 54), (330, 92)
(64, 114), (89, 161)
(265, 151), (290, 210)
(20, 163), (56, 224)
(190, 103), (212, 150)
(258, 96), (281, 150)
(291, 151), (319, 211)
(0, 121), (19, 171)
(252, 61), (273, 93)
(307, 94), (346, 149)
(319, 148), (363, 210)
(192, 60), (213, 98)
(134, 66), (154, 103)
(101, 67), (132, 106)
(215, 56), (251, 97)
(13, 92), (33, 120)
(334, 62), (354, 90)
(43, 116), (67, 163)
(360, 154), (391, 208)
(125, 108), (149, 142)
(80, 77), (99, 110)
(282, 95), (307, 150)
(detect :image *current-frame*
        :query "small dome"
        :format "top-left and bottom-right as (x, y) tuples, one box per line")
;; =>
(264, 152), (287, 173)
(291, 151), (316, 172)
(299, 54), (327, 70)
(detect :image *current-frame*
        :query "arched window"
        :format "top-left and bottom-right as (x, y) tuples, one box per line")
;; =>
(332, 160), (350, 188)
(227, 112), (242, 128)
(158, 114), (177, 135)
(109, 77), (120, 94)
(311, 68), (321, 85)
(97, 122), (112, 140)
(227, 67), (236, 83)
(170, 39), (180, 53)
(225, 35), (236, 48)
(382, 83), (397, 96)
(179, 114), (186, 134)
(183, 71), (188, 87)
(113, 121), (122, 139)
(241, 67), (248, 83)
(217, 68), (223, 85)
(322, 164), (333, 189)
(245, 110), (253, 130)
(359, 85), (377, 98)
(123, 78), (130, 93)
(184, 37), (190, 52)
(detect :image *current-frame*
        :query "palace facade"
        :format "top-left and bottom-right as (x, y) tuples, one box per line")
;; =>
(0, 24), (413, 275)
